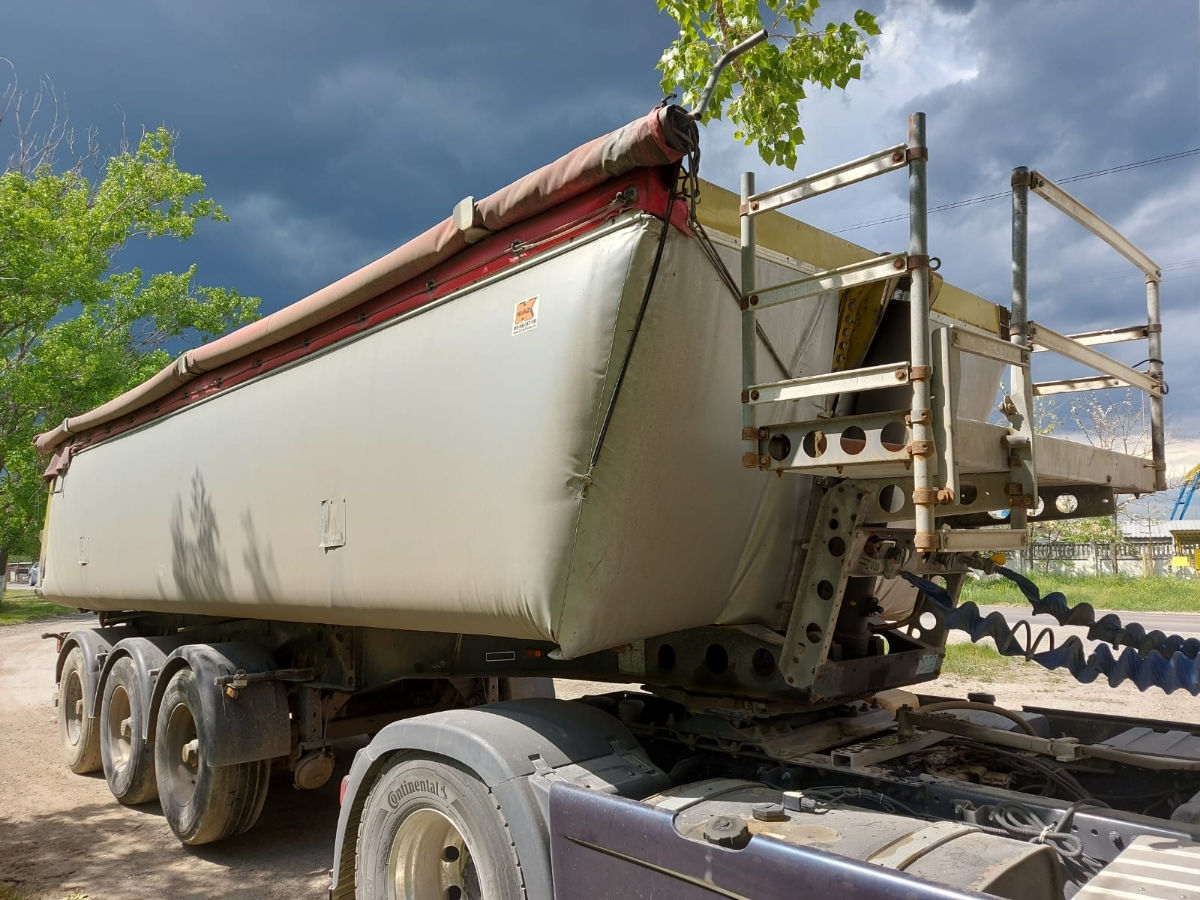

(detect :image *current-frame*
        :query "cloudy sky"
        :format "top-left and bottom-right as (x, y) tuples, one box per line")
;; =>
(5, 0), (1199, 474)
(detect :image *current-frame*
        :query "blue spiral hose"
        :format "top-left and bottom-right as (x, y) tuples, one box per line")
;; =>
(899, 567), (1200, 695)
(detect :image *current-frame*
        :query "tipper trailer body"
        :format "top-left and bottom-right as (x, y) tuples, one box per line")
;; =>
(35, 106), (1200, 900)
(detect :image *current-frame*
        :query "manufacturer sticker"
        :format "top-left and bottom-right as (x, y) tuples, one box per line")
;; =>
(916, 653), (941, 675)
(512, 295), (539, 336)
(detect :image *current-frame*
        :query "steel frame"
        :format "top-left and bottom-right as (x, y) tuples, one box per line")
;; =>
(1015, 167), (1166, 490)
(740, 114), (938, 547)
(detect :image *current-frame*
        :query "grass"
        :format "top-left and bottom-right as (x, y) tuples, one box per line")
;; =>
(0, 588), (77, 626)
(960, 573), (1200, 613)
(939, 641), (1026, 682)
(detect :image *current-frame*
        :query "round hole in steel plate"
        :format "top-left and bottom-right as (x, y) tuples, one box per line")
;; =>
(802, 430), (828, 458)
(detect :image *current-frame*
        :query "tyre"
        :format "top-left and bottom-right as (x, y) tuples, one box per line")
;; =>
(153, 667), (270, 845)
(100, 655), (158, 804)
(355, 756), (525, 900)
(58, 646), (101, 774)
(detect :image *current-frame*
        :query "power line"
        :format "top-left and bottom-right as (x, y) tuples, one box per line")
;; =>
(832, 147), (1200, 234)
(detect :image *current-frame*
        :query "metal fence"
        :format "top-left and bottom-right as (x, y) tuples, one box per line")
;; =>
(1007, 538), (1182, 576)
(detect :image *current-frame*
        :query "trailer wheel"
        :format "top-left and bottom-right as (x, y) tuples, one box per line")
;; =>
(58, 646), (101, 774)
(100, 655), (158, 804)
(356, 756), (525, 900)
(154, 667), (270, 845)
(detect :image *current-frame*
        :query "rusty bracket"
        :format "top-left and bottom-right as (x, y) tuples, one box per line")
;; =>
(906, 254), (930, 271)
(907, 440), (934, 458)
(905, 146), (928, 163)
(909, 365), (932, 383)
(740, 389), (761, 404)
(738, 294), (759, 311)
(912, 487), (939, 506)
(914, 532), (939, 552)
(1011, 169), (1033, 189)
(742, 426), (770, 441)
(742, 452), (769, 470)
(905, 409), (931, 427)
(936, 488), (956, 505)
(1146, 323), (1162, 335)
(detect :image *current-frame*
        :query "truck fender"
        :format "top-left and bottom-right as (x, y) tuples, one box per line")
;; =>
(147, 642), (291, 768)
(329, 698), (669, 900)
(92, 635), (183, 721)
(56, 626), (136, 722)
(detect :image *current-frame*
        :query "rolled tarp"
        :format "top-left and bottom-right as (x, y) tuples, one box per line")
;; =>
(34, 105), (698, 456)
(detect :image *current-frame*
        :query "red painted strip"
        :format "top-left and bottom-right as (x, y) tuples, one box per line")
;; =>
(73, 167), (688, 451)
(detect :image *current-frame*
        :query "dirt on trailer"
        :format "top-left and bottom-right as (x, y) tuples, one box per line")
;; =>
(3, 615), (1199, 899)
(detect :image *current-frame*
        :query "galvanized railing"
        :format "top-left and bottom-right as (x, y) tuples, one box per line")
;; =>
(1010, 167), (1166, 492)
(739, 113), (940, 547)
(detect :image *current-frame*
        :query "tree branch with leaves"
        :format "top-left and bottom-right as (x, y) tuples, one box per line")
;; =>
(0, 70), (259, 574)
(656, 0), (879, 168)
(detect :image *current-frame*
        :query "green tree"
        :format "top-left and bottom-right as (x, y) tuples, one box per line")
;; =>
(0, 75), (259, 589)
(656, 0), (879, 169)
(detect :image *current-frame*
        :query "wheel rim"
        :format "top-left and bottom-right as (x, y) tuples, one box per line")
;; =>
(163, 700), (199, 807)
(106, 684), (133, 773)
(62, 669), (85, 746)
(387, 808), (481, 900)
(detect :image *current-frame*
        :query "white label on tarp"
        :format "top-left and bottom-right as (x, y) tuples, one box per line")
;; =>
(512, 295), (539, 336)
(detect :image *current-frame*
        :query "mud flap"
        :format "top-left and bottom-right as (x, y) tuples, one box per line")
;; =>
(147, 642), (291, 767)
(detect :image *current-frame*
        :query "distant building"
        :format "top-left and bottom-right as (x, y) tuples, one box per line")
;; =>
(4, 561), (34, 585)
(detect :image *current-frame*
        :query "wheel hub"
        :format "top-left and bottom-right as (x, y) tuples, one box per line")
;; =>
(105, 684), (134, 771)
(388, 808), (481, 900)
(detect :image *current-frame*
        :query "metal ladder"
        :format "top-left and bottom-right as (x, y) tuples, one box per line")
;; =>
(737, 113), (1035, 555)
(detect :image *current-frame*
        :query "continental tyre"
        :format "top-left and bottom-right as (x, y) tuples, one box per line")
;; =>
(100, 655), (158, 804)
(355, 756), (525, 900)
(153, 667), (270, 845)
(58, 646), (101, 774)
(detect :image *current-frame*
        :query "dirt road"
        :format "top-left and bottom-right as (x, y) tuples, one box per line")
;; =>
(3, 613), (1199, 899)
(0, 615), (344, 900)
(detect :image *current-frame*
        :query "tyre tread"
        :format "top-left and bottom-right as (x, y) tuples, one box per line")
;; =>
(59, 647), (102, 775)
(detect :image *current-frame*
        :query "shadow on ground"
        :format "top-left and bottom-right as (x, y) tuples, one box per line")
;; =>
(0, 749), (362, 899)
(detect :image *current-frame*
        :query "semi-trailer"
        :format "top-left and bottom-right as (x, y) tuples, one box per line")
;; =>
(34, 104), (1199, 899)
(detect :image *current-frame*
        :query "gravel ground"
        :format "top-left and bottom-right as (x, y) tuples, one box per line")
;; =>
(0, 615), (346, 900)
(3, 613), (1198, 899)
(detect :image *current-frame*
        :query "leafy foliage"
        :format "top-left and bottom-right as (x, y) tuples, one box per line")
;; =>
(1, 107), (259, 556)
(656, 0), (879, 168)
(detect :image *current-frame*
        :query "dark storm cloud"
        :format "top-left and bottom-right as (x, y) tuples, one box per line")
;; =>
(6, 0), (1199, 443)
(3, 0), (676, 309)
(884, 0), (1199, 434)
